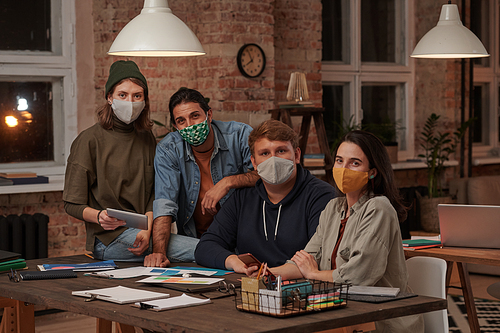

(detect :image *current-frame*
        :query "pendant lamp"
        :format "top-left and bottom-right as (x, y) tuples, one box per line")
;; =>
(108, 0), (205, 57)
(411, 3), (489, 59)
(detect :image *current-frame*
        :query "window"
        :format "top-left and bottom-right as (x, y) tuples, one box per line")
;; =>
(470, 0), (500, 159)
(0, 0), (76, 173)
(321, 0), (414, 161)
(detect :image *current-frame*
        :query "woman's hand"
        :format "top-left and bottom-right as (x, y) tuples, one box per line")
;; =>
(291, 250), (320, 280)
(129, 230), (150, 256)
(98, 210), (126, 230)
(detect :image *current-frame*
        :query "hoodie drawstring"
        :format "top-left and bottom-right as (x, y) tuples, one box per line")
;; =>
(262, 201), (282, 241)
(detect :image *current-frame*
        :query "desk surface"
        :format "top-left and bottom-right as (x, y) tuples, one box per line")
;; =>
(0, 256), (446, 333)
(405, 247), (500, 266)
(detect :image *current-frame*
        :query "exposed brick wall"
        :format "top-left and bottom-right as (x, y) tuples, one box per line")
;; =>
(0, 0), (325, 257)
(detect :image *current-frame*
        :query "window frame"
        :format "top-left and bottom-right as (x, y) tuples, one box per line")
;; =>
(0, 0), (76, 177)
(321, 0), (415, 161)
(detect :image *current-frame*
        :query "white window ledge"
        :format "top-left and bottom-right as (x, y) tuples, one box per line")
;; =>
(472, 157), (500, 166)
(0, 175), (64, 194)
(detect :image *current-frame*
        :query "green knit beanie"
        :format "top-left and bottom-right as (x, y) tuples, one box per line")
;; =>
(104, 60), (148, 99)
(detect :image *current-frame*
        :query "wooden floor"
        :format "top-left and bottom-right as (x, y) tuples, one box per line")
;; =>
(30, 269), (500, 333)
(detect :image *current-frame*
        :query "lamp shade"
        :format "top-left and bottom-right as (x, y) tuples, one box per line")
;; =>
(108, 0), (205, 57)
(411, 4), (489, 59)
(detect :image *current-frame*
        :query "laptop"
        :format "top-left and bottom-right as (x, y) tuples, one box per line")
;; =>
(438, 204), (500, 249)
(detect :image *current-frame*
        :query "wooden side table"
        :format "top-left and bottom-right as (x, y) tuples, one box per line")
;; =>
(269, 107), (334, 185)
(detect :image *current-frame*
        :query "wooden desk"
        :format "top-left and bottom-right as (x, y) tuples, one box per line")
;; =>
(405, 247), (500, 333)
(0, 255), (446, 333)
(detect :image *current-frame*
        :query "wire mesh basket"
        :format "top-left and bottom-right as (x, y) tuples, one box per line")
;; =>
(235, 279), (349, 317)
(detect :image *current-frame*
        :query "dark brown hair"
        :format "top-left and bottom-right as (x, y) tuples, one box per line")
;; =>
(334, 130), (409, 223)
(248, 119), (299, 156)
(168, 88), (210, 125)
(97, 78), (152, 131)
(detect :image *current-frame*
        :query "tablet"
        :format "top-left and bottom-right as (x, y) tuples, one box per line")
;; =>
(106, 208), (148, 230)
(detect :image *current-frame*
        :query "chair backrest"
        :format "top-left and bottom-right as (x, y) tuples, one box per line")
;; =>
(406, 256), (448, 333)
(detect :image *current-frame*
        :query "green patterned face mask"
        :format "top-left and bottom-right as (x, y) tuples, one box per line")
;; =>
(178, 118), (210, 146)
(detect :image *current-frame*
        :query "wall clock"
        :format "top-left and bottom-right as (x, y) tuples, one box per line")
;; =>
(237, 43), (266, 78)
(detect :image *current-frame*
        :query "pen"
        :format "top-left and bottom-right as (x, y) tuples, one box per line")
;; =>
(256, 263), (264, 279)
(84, 253), (95, 260)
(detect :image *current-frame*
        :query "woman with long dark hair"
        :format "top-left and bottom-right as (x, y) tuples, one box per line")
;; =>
(271, 130), (422, 332)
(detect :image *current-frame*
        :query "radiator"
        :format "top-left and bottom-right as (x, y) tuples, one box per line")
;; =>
(0, 213), (48, 259)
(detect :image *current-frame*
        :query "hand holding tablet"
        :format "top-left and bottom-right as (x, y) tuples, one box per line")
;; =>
(106, 208), (148, 230)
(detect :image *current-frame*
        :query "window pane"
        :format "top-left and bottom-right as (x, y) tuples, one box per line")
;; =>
(471, 0), (490, 67)
(0, 0), (51, 52)
(322, 0), (347, 62)
(472, 84), (489, 144)
(361, 84), (405, 149)
(361, 0), (396, 63)
(322, 84), (350, 150)
(0, 82), (54, 163)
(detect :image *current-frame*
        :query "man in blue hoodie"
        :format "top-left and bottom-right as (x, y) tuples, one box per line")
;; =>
(195, 119), (335, 274)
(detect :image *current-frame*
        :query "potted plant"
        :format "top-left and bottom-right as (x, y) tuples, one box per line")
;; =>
(417, 113), (474, 232)
(329, 114), (361, 154)
(363, 118), (404, 164)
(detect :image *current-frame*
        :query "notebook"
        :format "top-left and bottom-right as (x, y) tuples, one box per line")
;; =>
(19, 270), (77, 280)
(72, 286), (170, 304)
(133, 293), (211, 311)
(438, 204), (500, 249)
(0, 250), (21, 263)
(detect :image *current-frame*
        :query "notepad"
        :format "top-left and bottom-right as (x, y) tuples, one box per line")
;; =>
(134, 293), (210, 311)
(20, 270), (77, 280)
(72, 286), (170, 304)
(349, 285), (400, 297)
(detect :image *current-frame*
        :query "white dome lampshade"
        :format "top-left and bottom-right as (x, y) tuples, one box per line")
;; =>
(108, 0), (205, 57)
(411, 4), (489, 59)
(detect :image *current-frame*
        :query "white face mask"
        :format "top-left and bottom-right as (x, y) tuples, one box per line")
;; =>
(257, 156), (295, 185)
(111, 99), (145, 124)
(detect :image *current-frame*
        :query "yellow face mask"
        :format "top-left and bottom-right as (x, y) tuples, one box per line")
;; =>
(332, 167), (369, 194)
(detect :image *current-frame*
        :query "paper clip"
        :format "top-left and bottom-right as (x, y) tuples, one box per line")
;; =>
(8, 269), (21, 283)
(84, 272), (115, 279)
(139, 302), (154, 310)
(84, 293), (111, 302)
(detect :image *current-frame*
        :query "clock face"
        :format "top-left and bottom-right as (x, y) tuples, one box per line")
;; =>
(237, 44), (266, 78)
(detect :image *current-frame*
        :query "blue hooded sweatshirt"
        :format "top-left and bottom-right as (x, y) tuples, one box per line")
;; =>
(195, 164), (335, 268)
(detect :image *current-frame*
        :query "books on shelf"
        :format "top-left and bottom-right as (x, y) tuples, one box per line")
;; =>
(0, 172), (37, 178)
(278, 101), (315, 109)
(72, 286), (170, 304)
(303, 154), (325, 167)
(0, 172), (49, 185)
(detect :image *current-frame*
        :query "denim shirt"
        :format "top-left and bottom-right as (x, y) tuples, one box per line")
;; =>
(153, 120), (253, 238)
